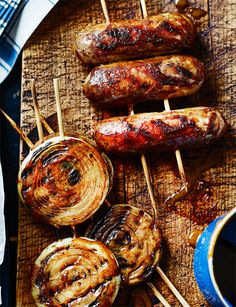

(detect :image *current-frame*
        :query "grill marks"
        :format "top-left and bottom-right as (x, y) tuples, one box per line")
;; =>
(83, 55), (204, 107)
(42, 149), (67, 167)
(68, 169), (80, 186)
(18, 136), (113, 226)
(21, 142), (82, 209)
(31, 238), (121, 306)
(95, 19), (181, 51)
(88, 205), (162, 285)
(94, 107), (228, 155)
(75, 13), (196, 65)
(95, 27), (133, 51)
(176, 64), (193, 79)
(160, 20), (179, 33)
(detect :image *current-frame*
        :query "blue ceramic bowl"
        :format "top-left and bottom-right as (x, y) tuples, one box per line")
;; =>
(193, 207), (236, 307)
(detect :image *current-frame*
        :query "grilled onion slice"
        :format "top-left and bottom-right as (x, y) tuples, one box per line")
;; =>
(31, 237), (121, 306)
(18, 136), (113, 226)
(89, 205), (162, 285)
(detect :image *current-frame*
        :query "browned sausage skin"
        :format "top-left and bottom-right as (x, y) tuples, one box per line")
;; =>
(94, 107), (227, 155)
(83, 55), (204, 107)
(75, 13), (196, 65)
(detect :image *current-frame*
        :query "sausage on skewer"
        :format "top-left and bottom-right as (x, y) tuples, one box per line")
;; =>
(75, 13), (196, 65)
(83, 55), (204, 107)
(94, 107), (228, 155)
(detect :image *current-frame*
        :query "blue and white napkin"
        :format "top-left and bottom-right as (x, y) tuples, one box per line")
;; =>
(0, 0), (60, 84)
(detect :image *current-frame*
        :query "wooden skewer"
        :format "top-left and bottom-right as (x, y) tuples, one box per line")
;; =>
(0, 109), (34, 149)
(99, 0), (159, 217)
(138, 0), (188, 192)
(100, 0), (157, 221)
(31, 79), (44, 141)
(140, 154), (158, 220)
(156, 266), (190, 307)
(100, 2), (189, 306)
(163, 99), (188, 192)
(138, 1), (189, 306)
(40, 114), (54, 134)
(100, 0), (110, 22)
(104, 199), (112, 207)
(140, 0), (148, 18)
(31, 79), (54, 135)
(129, 105), (158, 221)
(100, 0), (165, 300)
(148, 282), (171, 307)
(53, 78), (64, 138)
(72, 226), (77, 239)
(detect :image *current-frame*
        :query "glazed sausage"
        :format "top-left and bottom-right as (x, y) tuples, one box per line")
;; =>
(83, 55), (204, 107)
(94, 107), (227, 155)
(75, 13), (196, 65)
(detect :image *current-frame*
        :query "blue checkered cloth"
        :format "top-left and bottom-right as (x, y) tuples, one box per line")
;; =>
(0, 0), (59, 84)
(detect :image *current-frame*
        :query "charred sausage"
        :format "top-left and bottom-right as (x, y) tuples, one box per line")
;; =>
(94, 107), (227, 155)
(75, 13), (196, 65)
(83, 55), (205, 107)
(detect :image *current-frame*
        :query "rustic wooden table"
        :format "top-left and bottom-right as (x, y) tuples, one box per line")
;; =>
(16, 0), (235, 305)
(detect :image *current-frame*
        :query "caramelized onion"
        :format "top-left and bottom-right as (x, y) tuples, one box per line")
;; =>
(89, 205), (162, 285)
(31, 237), (121, 306)
(18, 136), (113, 226)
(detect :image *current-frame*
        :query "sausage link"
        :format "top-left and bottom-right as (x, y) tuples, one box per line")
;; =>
(75, 13), (196, 65)
(94, 107), (227, 155)
(83, 55), (204, 107)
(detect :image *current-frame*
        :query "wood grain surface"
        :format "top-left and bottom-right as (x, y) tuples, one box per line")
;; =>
(17, 0), (235, 306)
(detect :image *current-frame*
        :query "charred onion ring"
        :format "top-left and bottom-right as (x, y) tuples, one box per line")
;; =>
(18, 136), (113, 226)
(89, 205), (162, 285)
(31, 237), (121, 306)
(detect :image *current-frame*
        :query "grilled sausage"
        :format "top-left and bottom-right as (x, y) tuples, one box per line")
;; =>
(75, 13), (196, 65)
(94, 107), (227, 155)
(83, 55), (204, 107)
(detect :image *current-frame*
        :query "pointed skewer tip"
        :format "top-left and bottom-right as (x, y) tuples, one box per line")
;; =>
(53, 78), (64, 138)
(0, 109), (34, 149)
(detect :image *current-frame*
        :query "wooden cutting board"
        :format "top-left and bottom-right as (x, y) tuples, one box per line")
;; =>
(17, 0), (235, 306)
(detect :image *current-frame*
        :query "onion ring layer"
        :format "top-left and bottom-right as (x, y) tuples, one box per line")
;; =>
(89, 205), (162, 285)
(31, 237), (121, 306)
(18, 136), (113, 226)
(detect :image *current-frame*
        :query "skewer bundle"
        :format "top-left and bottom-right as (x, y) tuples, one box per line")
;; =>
(78, 0), (197, 305)
(16, 80), (113, 228)
(2, 81), (118, 306)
